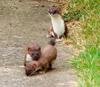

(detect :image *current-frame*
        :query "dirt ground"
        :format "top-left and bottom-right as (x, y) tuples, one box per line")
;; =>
(0, 0), (77, 87)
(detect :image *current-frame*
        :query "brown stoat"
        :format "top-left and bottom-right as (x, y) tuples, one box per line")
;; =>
(24, 41), (41, 62)
(47, 6), (68, 39)
(38, 38), (57, 71)
(30, 38), (57, 74)
(24, 41), (41, 76)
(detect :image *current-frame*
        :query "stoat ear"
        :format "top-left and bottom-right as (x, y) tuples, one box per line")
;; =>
(27, 47), (32, 51)
(57, 7), (61, 14)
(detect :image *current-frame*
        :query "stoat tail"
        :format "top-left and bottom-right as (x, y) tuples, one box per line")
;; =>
(48, 38), (56, 46)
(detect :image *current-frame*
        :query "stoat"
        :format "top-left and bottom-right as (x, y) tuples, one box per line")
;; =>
(24, 41), (41, 76)
(47, 6), (68, 39)
(28, 38), (57, 74)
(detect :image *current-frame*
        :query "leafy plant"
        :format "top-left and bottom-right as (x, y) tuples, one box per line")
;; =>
(63, 0), (100, 87)
(71, 46), (100, 87)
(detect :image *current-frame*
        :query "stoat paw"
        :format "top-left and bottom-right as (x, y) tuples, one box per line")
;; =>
(56, 38), (63, 42)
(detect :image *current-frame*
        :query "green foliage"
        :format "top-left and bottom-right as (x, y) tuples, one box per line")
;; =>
(63, 10), (82, 21)
(64, 0), (100, 45)
(64, 0), (100, 87)
(71, 46), (100, 87)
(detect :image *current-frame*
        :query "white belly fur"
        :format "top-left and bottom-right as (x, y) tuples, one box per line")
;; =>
(50, 14), (65, 36)
(26, 54), (32, 61)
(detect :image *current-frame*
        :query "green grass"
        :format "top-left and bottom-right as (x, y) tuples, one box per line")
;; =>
(71, 46), (100, 87)
(63, 0), (100, 87)
(63, 0), (100, 45)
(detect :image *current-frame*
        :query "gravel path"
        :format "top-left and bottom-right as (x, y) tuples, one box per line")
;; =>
(0, 0), (77, 87)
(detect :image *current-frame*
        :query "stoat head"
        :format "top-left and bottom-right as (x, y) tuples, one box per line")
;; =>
(27, 41), (41, 61)
(48, 6), (61, 16)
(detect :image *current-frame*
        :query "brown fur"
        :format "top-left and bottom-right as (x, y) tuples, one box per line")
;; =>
(38, 44), (57, 72)
(47, 26), (57, 38)
(29, 40), (57, 74)
(25, 41), (41, 61)
(25, 61), (38, 76)
(24, 41), (41, 76)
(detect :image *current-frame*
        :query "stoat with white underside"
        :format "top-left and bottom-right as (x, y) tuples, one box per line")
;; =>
(50, 14), (65, 38)
(47, 6), (68, 40)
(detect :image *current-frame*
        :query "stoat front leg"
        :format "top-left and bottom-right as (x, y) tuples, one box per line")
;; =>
(47, 27), (64, 42)
(56, 36), (63, 42)
(47, 26), (56, 38)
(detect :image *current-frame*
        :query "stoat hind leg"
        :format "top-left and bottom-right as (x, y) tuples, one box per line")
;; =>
(64, 22), (68, 37)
